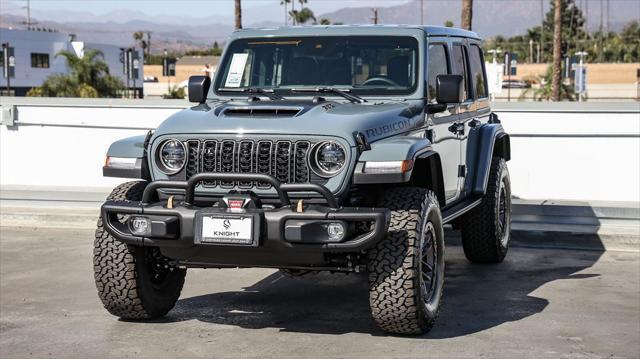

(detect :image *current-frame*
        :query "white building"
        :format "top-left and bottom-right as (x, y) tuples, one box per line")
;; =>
(0, 28), (143, 97)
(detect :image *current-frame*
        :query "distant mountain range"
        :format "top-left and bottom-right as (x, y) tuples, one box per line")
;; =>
(1, 0), (637, 52)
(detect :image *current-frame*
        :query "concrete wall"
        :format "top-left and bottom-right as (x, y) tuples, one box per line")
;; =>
(1, 97), (638, 202)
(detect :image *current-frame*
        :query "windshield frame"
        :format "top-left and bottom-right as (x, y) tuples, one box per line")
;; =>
(211, 35), (424, 100)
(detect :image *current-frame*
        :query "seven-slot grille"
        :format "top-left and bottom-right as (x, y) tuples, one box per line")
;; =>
(184, 139), (314, 189)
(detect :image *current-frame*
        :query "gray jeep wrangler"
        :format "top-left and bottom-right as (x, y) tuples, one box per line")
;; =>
(95, 25), (511, 335)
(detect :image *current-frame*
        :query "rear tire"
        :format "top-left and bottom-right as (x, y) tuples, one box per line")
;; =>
(367, 187), (445, 335)
(93, 181), (186, 319)
(460, 157), (511, 263)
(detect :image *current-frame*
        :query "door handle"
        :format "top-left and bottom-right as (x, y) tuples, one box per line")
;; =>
(468, 119), (481, 128)
(448, 122), (465, 135)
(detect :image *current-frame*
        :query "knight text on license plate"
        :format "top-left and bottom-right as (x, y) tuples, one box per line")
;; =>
(200, 215), (254, 245)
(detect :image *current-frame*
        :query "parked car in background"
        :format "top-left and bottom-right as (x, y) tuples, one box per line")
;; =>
(502, 79), (531, 88)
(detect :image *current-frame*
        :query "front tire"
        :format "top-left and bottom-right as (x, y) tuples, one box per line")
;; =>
(460, 157), (512, 263)
(93, 181), (186, 319)
(367, 187), (445, 335)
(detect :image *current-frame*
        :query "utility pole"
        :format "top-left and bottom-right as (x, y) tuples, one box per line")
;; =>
(2, 42), (13, 94)
(22, 0), (38, 29)
(372, 8), (378, 25)
(284, 0), (288, 25)
(584, 0), (589, 41)
(146, 31), (152, 62)
(540, 0), (544, 63)
(420, 0), (424, 25)
(598, 0), (603, 62)
(529, 39), (534, 63)
(606, 0), (610, 33)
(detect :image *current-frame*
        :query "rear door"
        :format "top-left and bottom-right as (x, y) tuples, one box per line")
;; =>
(426, 37), (461, 202)
(459, 40), (491, 196)
(450, 40), (475, 198)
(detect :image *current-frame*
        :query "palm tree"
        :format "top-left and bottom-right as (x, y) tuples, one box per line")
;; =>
(281, 0), (291, 25)
(289, 7), (315, 25)
(461, 0), (473, 30)
(235, 0), (242, 30)
(551, 0), (562, 101)
(132, 31), (148, 58)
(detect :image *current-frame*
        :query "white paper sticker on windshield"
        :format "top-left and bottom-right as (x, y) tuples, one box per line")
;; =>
(224, 53), (249, 88)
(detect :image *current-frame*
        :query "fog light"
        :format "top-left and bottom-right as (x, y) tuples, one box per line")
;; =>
(128, 216), (150, 236)
(326, 222), (346, 241)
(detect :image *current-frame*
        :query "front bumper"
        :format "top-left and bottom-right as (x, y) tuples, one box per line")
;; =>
(101, 173), (390, 267)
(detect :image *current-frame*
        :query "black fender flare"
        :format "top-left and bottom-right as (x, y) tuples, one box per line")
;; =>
(465, 123), (511, 196)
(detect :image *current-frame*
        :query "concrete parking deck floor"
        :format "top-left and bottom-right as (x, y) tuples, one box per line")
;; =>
(1, 226), (639, 358)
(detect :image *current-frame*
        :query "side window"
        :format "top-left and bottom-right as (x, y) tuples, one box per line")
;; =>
(469, 44), (487, 98)
(31, 53), (50, 69)
(426, 44), (449, 102)
(452, 44), (470, 101)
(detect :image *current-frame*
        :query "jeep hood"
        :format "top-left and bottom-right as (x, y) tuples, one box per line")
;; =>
(154, 99), (425, 146)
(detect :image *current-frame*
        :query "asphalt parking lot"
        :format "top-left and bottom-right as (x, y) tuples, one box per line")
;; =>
(1, 226), (638, 358)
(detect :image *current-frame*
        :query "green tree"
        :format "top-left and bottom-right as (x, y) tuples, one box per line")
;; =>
(28, 49), (123, 98)
(212, 41), (222, 56)
(289, 7), (315, 25)
(444, 20), (454, 27)
(542, 0), (585, 61)
(520, 65), (574, 101)
(163, 85), (185, 99)
(133, 31), (148, 58)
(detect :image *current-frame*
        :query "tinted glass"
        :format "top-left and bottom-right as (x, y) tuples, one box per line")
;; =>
(30, 53), (50, 68)
(427, 44), (449, 102)
(452, 44), (470, 101)
(469, 44), (487, 98)
(215, 36), (419, 96)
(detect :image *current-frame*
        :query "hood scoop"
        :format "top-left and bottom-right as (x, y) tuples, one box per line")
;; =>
(222, 107), (302, 118)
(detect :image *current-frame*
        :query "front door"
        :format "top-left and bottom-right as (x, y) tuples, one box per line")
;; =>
(426, 38), (461, 202)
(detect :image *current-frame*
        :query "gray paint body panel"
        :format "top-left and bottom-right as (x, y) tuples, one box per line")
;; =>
(107, 135), (146, 158)
(103, 25), (509, 203)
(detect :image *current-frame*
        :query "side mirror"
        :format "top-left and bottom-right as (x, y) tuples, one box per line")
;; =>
(188, 75), (211, 103)
(435, 74), (464, 104)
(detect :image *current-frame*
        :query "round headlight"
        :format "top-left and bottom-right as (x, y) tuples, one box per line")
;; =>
(158, 139), (186, 174)
(311, 141), (346, 177)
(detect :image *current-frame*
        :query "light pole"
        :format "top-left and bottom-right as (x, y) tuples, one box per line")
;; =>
(529, 39), (534, 63)
(487, 49), (502, 102)
(164, 49), (170, 94)
(488, 49), (502, 64)
(575, 51), (588, 102)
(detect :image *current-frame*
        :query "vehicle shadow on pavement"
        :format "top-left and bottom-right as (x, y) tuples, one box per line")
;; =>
(162, 231), (604, 337)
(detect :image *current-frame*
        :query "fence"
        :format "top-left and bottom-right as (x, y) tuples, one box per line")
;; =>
(1, 97), (638, 202)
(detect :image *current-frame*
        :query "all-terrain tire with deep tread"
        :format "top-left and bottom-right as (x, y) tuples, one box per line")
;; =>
(93, 181), (186, 319)
(367, 187), (445, 335)
(460, 157), (511, 263)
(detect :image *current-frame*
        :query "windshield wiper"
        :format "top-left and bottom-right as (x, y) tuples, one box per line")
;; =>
(290, 87), (366, 104)
(218, 87), (285, 100)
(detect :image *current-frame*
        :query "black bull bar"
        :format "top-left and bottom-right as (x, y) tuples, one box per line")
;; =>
(100, 173), (390, 253)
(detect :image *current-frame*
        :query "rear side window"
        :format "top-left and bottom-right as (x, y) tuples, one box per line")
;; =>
(451, 44), (470, 101)
(427, 44), (449, 102)
(469, 44), (487, 98)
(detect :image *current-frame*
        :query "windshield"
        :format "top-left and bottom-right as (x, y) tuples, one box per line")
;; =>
(214, 36), (419, 97)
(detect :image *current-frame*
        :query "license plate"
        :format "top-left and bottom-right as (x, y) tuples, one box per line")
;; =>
(199, 214), (254, 245)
